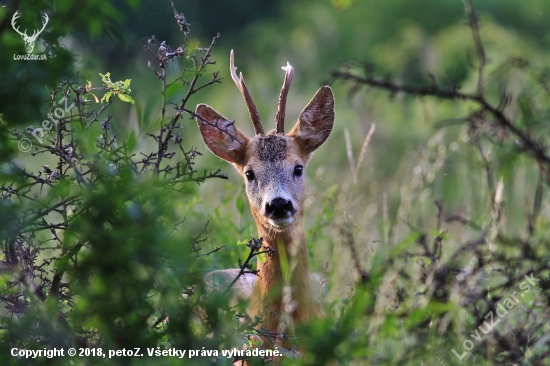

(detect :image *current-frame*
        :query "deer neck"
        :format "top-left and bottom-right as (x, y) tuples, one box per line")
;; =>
(248, 216), (321, 332)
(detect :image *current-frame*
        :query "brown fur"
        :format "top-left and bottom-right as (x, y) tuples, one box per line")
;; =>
(196, 84), (334, 345)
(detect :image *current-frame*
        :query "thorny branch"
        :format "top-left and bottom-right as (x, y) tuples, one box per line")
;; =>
(223, 237), (277, 296)
(145, 27), (224, 175)
(463, 0), (486, 95)
(3, 4), (227, 349)
(331, 57), (550, 185)
(332, 1), (550, 363)
(338, 215), (368, 283)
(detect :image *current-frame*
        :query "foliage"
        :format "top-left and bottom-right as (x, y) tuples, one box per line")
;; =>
(0, 6), (237, 365)
(98, 73), (135, 104)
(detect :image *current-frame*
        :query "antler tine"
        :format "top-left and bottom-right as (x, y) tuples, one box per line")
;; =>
(38, 13), (49, 34)
(30, 13), (48, 38)
(275, 62), (294, 134)
(230, 50), (264, 135)
(11, 11), (26, 37)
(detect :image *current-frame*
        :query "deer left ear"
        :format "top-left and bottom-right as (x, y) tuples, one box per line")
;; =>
(288, 86), (335, 156)
(195, 104), (249, 165)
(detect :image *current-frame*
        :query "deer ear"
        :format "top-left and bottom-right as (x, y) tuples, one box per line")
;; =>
(195, 104), (249, 165)
(288, 86), (335, 156)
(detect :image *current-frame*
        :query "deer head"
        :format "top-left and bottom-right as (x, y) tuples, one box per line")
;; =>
(195, 51), (334, 234)
(11, 11), (49, 54)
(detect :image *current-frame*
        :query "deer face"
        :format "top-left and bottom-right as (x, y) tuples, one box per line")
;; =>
(242, 133), (305, 228)
(195, 52), (334, 231)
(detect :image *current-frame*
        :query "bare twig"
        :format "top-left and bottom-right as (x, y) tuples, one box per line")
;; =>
(463, 0), (486, 95)
(354, 123), (376, 182)
(223, 238), (277, 296)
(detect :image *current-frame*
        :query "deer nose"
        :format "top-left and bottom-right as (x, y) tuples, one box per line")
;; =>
(265, 197), (295, 219)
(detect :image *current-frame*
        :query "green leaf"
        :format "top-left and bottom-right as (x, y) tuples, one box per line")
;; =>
(99, 72), (112, 86)
(101, 91), (113, 103)
(117, 93), (135, 104)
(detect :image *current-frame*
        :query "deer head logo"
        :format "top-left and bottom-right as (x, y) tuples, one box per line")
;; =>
(11, 11), (49, 54)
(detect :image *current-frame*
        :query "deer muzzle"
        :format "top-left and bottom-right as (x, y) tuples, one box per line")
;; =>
(265, 197), (296, 227)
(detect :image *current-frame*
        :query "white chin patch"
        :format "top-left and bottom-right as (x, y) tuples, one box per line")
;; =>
(268, 217), (294, 228)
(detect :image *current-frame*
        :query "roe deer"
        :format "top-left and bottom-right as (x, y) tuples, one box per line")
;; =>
(196, 50), (334, 343)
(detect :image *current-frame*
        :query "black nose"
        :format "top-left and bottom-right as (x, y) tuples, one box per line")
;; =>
(265, 198), (294, 219)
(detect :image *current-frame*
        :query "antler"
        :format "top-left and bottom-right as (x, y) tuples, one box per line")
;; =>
(11, 11), (48, 40)
(275, 62), (294, 134)
(11, 11), (27, 38)
(31, 13), (49, 39)
(230, 50), (264, 135)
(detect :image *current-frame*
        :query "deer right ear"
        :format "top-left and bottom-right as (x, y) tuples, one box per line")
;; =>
(195, 104), (249, 165)
(288, 86), (335, 156)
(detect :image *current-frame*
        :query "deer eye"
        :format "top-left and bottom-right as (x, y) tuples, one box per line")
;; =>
(294, 165), (303, 177)
(245, 170), (255, 181)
